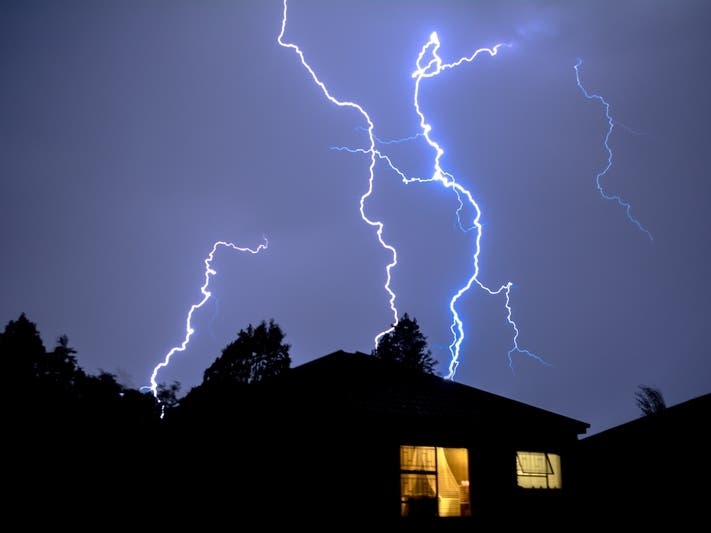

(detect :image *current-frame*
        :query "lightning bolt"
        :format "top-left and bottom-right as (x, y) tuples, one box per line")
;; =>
(285, 0), (547, 378)
(147, 238), (268, 413)
(574, 58), (653, 241)
(278, 0), (398, 345)
(409, 32), (547, 377)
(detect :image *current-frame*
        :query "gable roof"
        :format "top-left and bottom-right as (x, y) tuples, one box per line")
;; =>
(579, 391), (711, 446)
(258, 350), (589, 436)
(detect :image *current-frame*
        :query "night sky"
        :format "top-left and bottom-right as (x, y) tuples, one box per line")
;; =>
(2, 0), (710, 435)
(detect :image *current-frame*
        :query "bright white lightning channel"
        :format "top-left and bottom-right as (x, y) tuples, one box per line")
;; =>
(278, 0), (399, 345)
(283, 0), (548, 377)
(148, 238), (268, 403)
(411, 33), (549, 377)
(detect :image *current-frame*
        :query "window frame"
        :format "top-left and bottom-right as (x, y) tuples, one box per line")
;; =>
(400, 445), (471, 518)
(515, 451), (562, 489)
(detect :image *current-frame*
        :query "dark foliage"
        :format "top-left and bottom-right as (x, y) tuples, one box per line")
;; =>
(371, 313), (437, 374)
(203, 318), (291, 387)
(167, 319), (291, 424)
(0, 312), (161, 427)
(635, 384), (666, 415)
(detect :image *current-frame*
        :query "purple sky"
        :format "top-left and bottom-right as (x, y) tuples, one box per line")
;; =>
(2, 0), (710, 435)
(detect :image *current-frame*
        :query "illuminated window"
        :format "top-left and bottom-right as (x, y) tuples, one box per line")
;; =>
(400, 445), (471, 518)
(516, 452), (562, 489)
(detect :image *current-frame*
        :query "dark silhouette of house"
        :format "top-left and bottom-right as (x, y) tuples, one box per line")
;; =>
(170, 350), (590, 528)
(576, 392), (711, 527)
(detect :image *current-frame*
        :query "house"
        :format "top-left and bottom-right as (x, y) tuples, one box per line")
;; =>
(170, 350), (589, 528)
(576, 392), (711, 527)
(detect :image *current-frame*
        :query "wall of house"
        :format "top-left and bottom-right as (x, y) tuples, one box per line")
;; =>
(576, 408), (708, 527)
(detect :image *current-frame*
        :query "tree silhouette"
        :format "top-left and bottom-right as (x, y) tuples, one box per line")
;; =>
(203, 319), (291, 387)
(0, 312), (46, 388)
(43, 335), (85, 392)
(172, 320), (291, 425)
(635, 384), (666, 415)
(157, 381), (181, 409)
(1, 314), (87, 394)
(372, 313), (437, 374)
(1, 312), (162, 428)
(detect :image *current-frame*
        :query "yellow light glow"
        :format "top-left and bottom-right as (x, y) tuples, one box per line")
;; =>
(400, 445), (470, 517)
(516, 451), (562, 489)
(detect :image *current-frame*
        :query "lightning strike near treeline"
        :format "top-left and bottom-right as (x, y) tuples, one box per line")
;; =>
(278, 0), (399, 346)
(147, 238), (268, 409)
(574, 59), (653, 242)
(410, 32), (548, 377)
(280, 0), (548, 378)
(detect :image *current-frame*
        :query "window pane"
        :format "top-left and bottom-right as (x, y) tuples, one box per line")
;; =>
(401, 473), (437, 517)
(547, 453), (562, 489)
(437, 447), (470, 517)
(400, 445), (436, 472)
(401, 473), (437, 498)
(516, 452), (562, 489)
(400, 446), (471, 518)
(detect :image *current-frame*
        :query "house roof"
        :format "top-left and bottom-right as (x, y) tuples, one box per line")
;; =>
(579, 391), (711, 447)
(257, 350), (590, 436)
